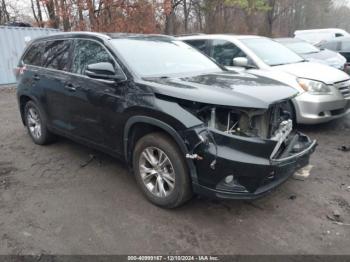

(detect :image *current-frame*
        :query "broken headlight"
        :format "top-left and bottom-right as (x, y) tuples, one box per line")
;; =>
(184, 101), (293, 140)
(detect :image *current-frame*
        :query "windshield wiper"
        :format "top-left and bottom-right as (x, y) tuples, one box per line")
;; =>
(271, 63), (289, 66)
(303, 51), (319, 55)
(271, 60), (307, 66)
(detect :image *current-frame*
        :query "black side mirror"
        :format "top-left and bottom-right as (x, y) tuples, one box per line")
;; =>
(86, 62), (125, 81)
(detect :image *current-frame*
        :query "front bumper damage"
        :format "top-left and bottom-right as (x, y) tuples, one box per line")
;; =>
(182, 127), (317, 200)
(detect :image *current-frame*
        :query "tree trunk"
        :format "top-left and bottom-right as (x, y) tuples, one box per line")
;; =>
(45, 0), (59, 28)
(86, 0), (96, 30)
(76, 0), (85, 29)
(30, 0), (40, 26)
(164, 12), (174, 35)
(36, 0), (44, 27)
(1, 0), (10, 24)
(59, 0), (71, 31)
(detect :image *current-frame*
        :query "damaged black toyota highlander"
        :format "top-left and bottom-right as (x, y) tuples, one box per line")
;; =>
(16, 33), (317, 208)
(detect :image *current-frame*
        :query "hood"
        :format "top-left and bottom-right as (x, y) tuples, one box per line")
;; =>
(302, 49), (346, 68)
(141, 71), (297, 109)
(273, 61), (350, 84)
(226, 66), (304, 92)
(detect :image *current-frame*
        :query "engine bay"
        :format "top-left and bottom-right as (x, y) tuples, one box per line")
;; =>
(184, 100), (294, 140)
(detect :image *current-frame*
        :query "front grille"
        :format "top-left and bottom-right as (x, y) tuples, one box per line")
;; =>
(335, 80), (350, 98)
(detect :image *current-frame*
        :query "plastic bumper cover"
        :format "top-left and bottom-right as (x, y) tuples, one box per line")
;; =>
(294, 92), (350, 124)
(190, 130), (317, 200)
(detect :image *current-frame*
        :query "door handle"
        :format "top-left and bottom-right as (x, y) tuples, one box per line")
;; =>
(33, 75), (40, 81)
(64, 83), (79, 92)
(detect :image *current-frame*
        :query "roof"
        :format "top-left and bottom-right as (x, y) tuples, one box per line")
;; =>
(178, 34), (264, 41)
(295, 28), (349, 35)
(30, 31), (175, 43)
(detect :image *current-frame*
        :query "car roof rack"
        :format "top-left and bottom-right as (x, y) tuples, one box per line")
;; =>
(175, 33), (206, 37)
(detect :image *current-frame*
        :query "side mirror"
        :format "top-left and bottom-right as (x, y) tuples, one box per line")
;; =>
(233, 57), (250, 68)
(86, 62), (125, 81)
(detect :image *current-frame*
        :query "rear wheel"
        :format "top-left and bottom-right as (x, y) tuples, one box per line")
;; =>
(24, 101), (55, 145)
(132, 132), (192, 208)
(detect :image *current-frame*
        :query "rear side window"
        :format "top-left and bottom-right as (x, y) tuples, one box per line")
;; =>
(42, 40), (72, 71)
(210, 40), (246, 66)
(71, 39), (114, 75)
(185, 40), (208, 54)
(23, 42), (43, 66)
(322, 41), (339, 51)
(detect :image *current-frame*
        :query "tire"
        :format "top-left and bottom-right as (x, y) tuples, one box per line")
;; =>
(132, 132), (193, 208)
(24, 101), (55, 145)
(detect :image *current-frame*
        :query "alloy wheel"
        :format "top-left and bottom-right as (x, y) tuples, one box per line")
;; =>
(27, 107), (42, 140)
(138, 147), (176, 198)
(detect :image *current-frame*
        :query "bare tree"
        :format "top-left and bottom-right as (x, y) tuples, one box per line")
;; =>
(0, 0), (10, 24)
(30, 0), (44, 27)
(164, 0), (183, 35)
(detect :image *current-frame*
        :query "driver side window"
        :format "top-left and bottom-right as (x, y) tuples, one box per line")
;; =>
(71, 39), (115, 75)
(210, 40), (247, 66)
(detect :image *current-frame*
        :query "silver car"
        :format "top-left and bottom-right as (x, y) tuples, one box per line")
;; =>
(179, 35), (350, 124)
(275, 38), (347, 71)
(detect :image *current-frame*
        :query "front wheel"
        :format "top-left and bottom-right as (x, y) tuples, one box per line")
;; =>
(132, 132), (192, 208)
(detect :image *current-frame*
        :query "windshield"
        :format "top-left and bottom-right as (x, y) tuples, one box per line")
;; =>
(283, 41), (320, 54)
(241, 38), (304, 66)
(111, 38), (221, 77)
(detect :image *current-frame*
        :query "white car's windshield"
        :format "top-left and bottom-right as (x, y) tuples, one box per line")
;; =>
(241, 38), (305, 66)
(283, 41), (320, 55)
(111, 38), (221, 77)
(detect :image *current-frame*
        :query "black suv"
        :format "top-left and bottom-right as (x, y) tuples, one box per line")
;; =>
(16, 32), (316, 208)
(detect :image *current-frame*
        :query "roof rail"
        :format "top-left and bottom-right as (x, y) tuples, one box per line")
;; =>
(174, 33), (206, 37)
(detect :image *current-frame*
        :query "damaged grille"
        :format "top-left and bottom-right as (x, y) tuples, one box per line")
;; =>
(335, 80), (350, 98)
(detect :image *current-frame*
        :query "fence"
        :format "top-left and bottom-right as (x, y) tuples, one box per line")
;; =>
(0, 26), (60, 85)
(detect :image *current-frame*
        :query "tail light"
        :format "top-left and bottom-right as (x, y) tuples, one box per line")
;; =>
(14, 64), (26, 78)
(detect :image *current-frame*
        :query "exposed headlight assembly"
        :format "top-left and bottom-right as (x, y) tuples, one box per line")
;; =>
(297, 78), (332, 95)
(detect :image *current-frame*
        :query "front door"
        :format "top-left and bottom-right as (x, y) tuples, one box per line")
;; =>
(209, 39), (253, 70)
(67, 39), (126, 151)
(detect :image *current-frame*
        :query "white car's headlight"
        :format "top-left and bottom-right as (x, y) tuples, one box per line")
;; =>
(297, 78), (332, 95)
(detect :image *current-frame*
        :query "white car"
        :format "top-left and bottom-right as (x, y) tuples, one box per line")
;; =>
(295, 28), (350, 45)
(179, 34), (350, 124)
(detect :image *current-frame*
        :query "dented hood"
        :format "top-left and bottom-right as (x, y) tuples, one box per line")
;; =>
(142, 71), (297, 109)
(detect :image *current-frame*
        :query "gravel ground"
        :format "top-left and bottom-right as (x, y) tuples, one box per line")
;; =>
(0, 86), (349, 255)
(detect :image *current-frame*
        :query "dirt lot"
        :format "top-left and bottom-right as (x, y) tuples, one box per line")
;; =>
(0, 85), (349, 255)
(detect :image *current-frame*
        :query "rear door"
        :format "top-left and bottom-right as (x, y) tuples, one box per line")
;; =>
(40, 39), (73, 133)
